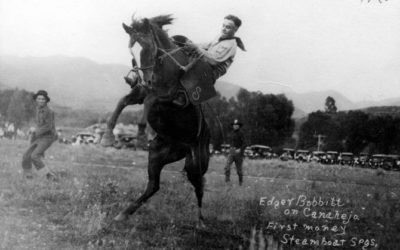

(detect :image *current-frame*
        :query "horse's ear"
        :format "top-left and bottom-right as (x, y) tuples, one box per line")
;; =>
(143, 18), (151, 32)
(122, 23), (132, 34)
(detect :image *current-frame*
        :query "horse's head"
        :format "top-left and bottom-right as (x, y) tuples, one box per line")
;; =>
(122, 15), (177, 89)
(123, 18), (158, 86)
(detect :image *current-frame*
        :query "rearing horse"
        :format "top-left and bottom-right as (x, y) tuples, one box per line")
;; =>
(113, 15), (211, 228)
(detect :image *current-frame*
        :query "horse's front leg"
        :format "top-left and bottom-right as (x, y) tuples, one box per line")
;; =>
(136, 95), (157, 148)
(114, 137), (188, 222)
(101, 90), (145, 147)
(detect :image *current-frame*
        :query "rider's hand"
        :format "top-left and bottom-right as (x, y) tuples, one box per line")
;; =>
(185, 40), (198, 50)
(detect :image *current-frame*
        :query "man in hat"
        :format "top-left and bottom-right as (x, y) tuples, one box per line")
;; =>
(22, 90), (57, 180)
(225, 119), (246, 185)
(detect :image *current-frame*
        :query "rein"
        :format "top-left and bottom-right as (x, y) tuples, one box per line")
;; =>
(158, 47), (203, 73)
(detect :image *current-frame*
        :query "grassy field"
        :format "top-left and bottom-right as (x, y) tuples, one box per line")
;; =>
(0, 139), (399, 250)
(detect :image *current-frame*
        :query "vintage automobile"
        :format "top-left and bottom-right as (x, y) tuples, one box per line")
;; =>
(220, 144), (231, 155)
(325, 151), (339, 165)
(247, 145), (272, 159)
(381, 154), (400, 171)
(280, 148), (295, 161)
(114, 133), (137, 150)
(338, 152), (354, 166)
(311, 151), (327, 163)
(294, 150), (310, 162)
(243, 146), (253, 158)
(370, 154), (386, 169)
(72, 132), (96, 145)
(354, 152), (370, 167)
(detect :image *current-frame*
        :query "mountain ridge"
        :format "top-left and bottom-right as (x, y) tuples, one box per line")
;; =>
(0, 55), (397, 116)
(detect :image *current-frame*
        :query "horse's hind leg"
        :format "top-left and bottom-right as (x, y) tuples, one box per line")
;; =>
(184, 150), (209, 228)
(185, 122), (210, 228)
(114, 136), (188, 221)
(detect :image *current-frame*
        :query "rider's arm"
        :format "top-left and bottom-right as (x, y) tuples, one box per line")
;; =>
(187, 40), (237, 66)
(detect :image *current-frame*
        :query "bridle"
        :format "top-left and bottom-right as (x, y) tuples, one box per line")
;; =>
(126, 24), (202, 92)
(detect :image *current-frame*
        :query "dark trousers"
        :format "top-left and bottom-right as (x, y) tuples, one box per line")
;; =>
(22, 136), (54, 171)
(225, 152), (243, 184)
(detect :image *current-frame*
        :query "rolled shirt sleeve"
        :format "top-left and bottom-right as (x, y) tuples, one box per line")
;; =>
(199, 38), (236, 62)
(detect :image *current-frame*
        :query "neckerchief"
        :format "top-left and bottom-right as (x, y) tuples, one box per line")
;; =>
(218, 36), (246, 51)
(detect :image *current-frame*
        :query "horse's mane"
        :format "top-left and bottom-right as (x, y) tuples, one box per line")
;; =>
(150, 15), (174, 29)
(130, 14), (175, 47)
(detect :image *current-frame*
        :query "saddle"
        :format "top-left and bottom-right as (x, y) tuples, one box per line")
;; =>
(171, 35), (217, 105)
(180, 59), (217, 105)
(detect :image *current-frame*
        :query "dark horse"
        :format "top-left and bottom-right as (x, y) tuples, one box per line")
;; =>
(113, 15), (211, 228)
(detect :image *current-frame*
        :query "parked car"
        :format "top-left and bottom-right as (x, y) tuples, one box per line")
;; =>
(338, 152), (354, 166)
(325, 151), (339, 164)
(280, 148), (295, 161)
(370, 154), (386, 169)
(248, 145), (272, 159)
(72, 132), (96, 145)
(354, 152), (370, 167)
(382, 155), (400, 171)
(311, 151), (327, 163)
(295, 150), (310, 162)
(220, 144), (231, 155)
(114, 133), (137, 150)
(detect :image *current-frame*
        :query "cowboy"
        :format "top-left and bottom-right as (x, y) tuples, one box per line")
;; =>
(185, 14), (245, 83)
(225, 119), (246, 185)
(170, 14), (245, 106)
(22, 90), (57, 180)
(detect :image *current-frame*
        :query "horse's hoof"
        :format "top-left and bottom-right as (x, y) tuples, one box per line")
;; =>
(113, 212), (129, 222)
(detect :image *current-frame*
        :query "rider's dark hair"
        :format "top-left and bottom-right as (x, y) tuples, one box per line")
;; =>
(224, 15), (242, 28)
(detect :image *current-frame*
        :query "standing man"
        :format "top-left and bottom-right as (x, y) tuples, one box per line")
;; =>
(225, 119), (246, 185)
(22, 90), (57, 180)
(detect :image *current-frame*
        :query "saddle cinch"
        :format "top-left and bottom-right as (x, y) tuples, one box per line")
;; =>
(180, 59), (217, 105)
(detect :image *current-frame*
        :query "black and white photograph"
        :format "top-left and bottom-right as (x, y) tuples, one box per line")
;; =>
(0, 0), (399, 249)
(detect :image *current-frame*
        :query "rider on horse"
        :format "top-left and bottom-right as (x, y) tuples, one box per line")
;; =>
(104, 15), (245, 148)
(124, 14), (245, 105)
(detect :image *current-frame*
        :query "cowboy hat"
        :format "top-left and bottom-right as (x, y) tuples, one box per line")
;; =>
(231, 119), (243, 127)
(33, 90), (50, 102)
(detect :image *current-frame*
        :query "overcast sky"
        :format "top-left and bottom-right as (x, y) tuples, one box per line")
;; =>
(0, 0), (399, 101)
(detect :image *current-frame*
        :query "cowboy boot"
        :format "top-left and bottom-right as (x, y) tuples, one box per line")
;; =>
(136, 123), (148, 149)
(100, 129), (115, 147)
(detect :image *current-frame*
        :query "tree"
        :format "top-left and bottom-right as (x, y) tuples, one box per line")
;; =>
(325, 96), (337, 114)
(233, 89), (295, 147)
(6, 91), (27, 129)
(338, 110), (369, 153)
(0, 89), (14, 118)
(298, 110), (344, 151)
(205, 89), (295, 149)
